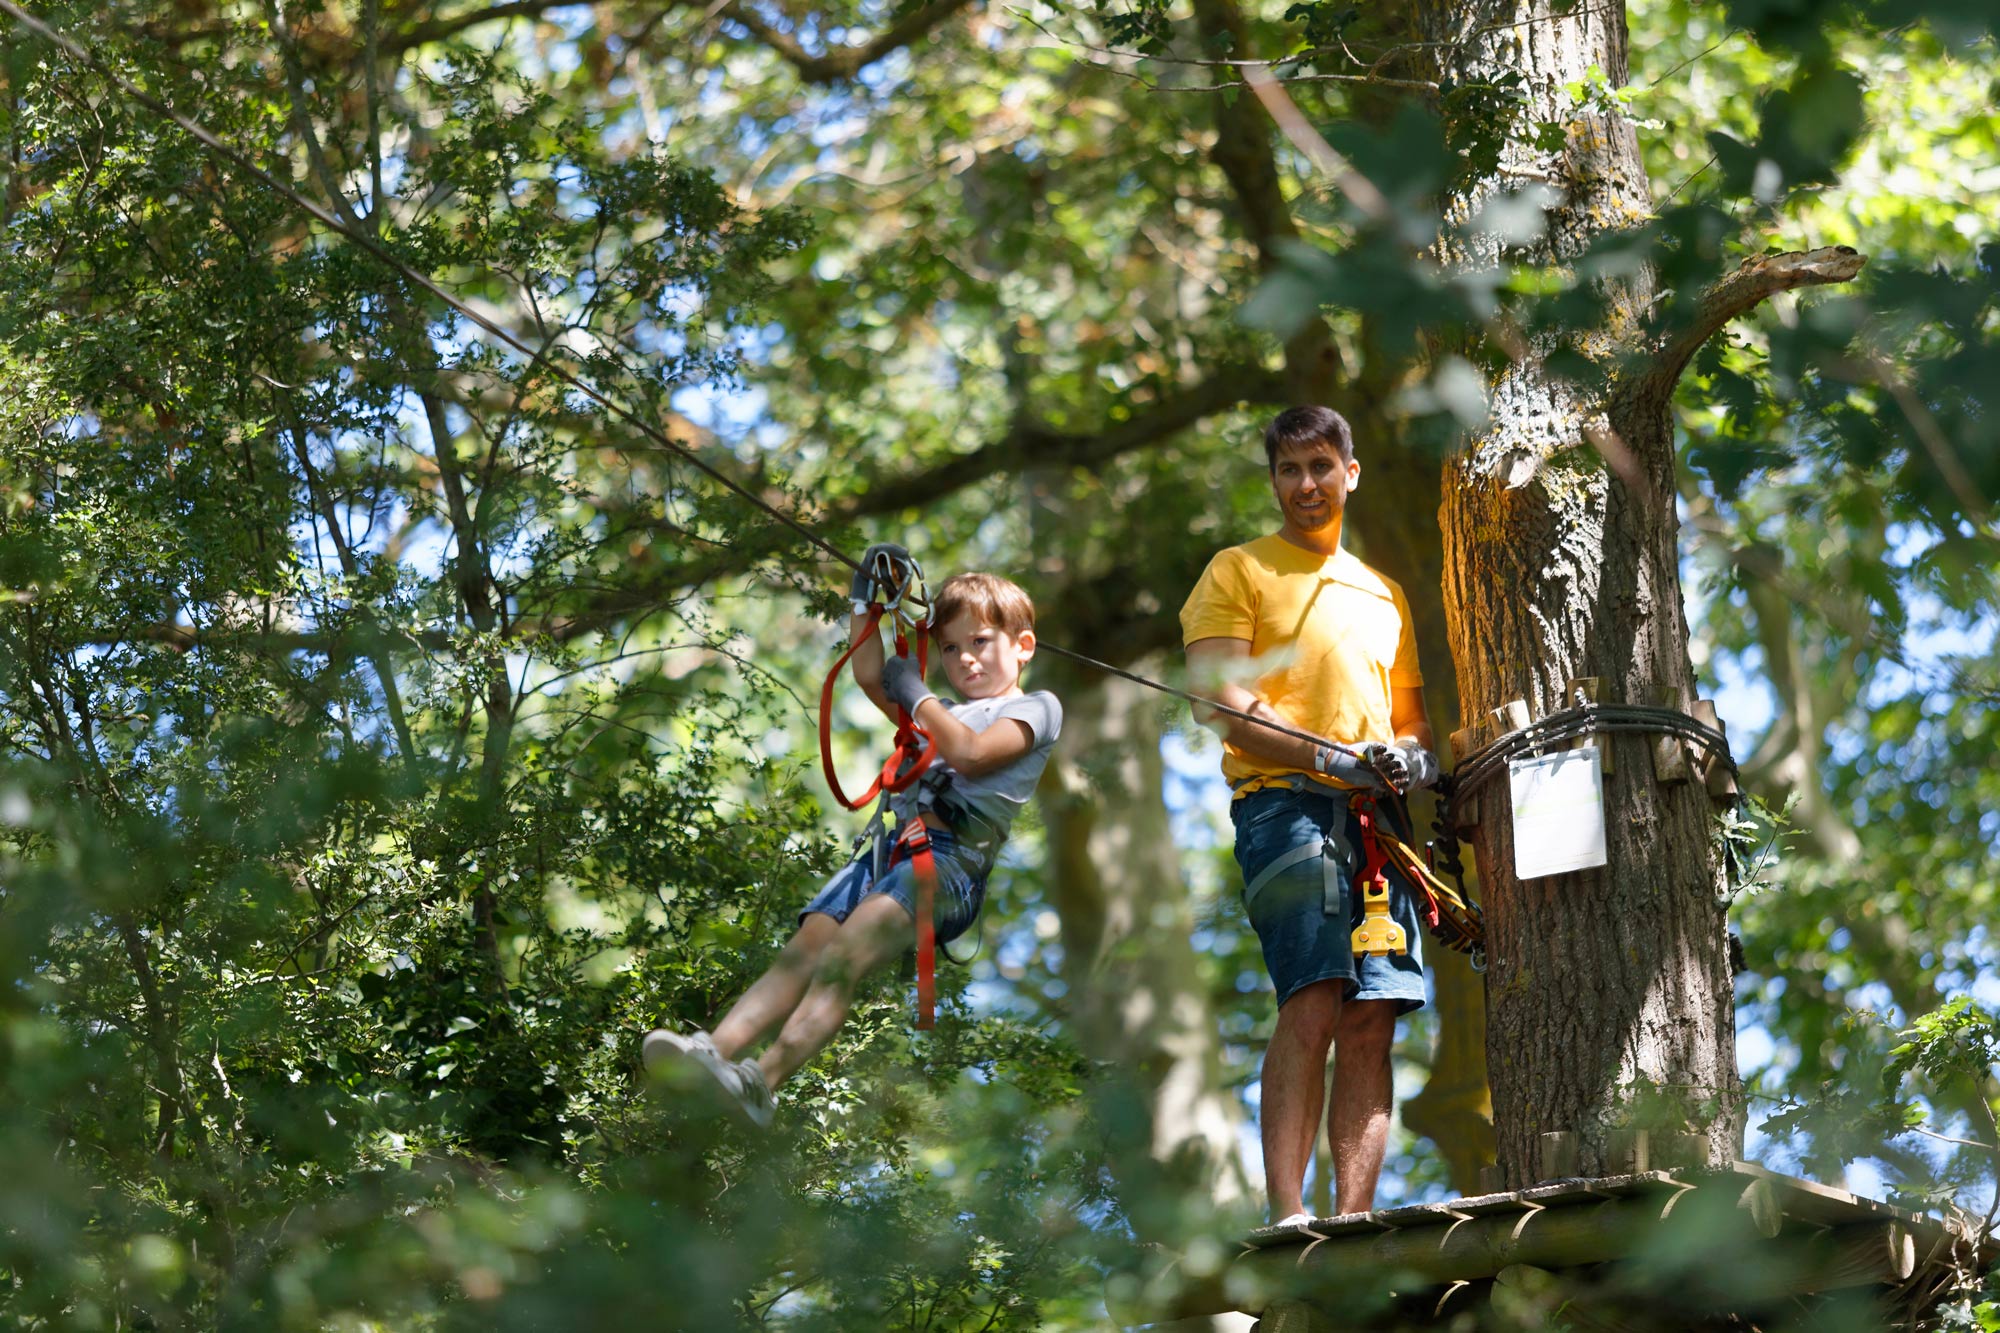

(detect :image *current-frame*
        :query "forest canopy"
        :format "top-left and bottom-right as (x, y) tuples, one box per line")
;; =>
(0, 0), (1993, 1327)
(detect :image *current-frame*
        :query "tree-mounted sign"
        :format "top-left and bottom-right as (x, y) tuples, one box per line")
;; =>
(1508, 746), (1609, 879)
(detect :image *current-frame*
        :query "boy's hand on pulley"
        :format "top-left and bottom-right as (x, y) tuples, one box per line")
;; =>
(850, 542), (915, 611)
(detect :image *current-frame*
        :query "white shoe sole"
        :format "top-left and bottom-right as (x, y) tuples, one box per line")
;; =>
(642, 1030), (770, 1127)
(642, 1029), (722, 1088)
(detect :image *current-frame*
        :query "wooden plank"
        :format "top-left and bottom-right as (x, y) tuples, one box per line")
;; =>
(1563, 676), (1610, 773)
(1649, 686), (1691, 783)
(1492, 699), (1531, 736)
(1690, 700), (1739, 800)
(1539, 1130), (1581, 1181)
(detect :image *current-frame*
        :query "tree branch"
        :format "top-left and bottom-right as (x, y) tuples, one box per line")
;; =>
(718, 0), (976, 84)
(1188, 0), (1343, 401)
(534, 360), (1287, 644)
(385, 0), (581, 53)
(1639, 246), (1867, 401)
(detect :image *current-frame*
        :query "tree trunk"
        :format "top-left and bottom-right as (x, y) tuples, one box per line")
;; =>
(1418, 0), (1743, 1184)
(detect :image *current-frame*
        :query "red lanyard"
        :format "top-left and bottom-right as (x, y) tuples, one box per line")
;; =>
(818, 604), (942, 1027)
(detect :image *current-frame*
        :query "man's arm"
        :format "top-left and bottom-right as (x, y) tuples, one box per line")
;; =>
(1186, 637), (1334, 772)
(1390, 685), (1434, 753)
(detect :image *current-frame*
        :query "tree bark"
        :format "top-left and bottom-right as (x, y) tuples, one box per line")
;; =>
(1417, 0), (1743, 1184)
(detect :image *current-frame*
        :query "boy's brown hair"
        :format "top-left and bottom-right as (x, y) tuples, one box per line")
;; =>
(928, 572), (1036, 639)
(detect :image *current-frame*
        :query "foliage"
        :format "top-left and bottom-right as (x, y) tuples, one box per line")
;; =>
(0, 0), (1994, 1325)
(0, 4), (1109, 1326)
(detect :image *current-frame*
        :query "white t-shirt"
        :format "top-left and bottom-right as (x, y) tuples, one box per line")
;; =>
(894, 691), (1063, 852)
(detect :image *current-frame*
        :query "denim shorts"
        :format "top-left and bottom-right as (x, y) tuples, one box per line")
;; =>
(1231, 785), (1428, 1014)
(799, 823), (985, 946)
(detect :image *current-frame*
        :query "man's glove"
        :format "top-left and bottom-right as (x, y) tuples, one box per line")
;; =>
(879, 653), (936, 718)
(1364, 742), (1439, 793)
(1313, 743), (1384, 789)
(849, 542), (914, 613)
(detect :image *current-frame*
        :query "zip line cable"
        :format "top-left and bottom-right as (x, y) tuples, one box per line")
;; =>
(1, 1), (1385, 764)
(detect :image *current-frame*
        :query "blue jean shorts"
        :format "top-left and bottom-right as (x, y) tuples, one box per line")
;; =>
(1231, 785), (1428, 1014)
(800, 823), (985, 946)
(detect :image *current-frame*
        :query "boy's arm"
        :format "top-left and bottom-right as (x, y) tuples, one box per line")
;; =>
(910, 702), (1035, 778)
(878, 657), (1039, 777)
(847, 610), (899, 721)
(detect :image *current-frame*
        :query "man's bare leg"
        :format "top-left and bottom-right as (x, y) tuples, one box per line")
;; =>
(1328, 998), (1396, 1215)
(758, 894), (914, 1089)
(709, 913), (841, 1059)
(1260, 980), (1342, 1221)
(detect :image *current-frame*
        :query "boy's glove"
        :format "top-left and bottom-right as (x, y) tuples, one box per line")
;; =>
(849, 542), (914, 613)
(1364, 742), (1439, 793)
(880, 654), (936, 718)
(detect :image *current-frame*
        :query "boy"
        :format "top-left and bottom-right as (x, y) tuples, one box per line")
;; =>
(643, 567), (1062, 1126)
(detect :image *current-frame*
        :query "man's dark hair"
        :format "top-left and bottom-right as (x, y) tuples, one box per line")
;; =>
(1263, 406), (1354, 468)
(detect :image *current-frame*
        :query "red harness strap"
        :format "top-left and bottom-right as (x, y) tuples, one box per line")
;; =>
(818, 604), (943, 1027)
(817, 605), (938, 811)
(895, 820), (940, 1029)
(1352, 793), (1389, 892)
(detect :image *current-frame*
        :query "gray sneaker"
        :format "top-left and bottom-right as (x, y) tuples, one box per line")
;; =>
(641, 1028), (773, 1128)
(714, 1056), (775, 1129)
(641, 1026), (721, 1078)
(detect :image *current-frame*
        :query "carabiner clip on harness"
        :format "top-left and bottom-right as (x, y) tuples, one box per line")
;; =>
(820, 551), (946, 1028)
(1237, 775), (1485, 971)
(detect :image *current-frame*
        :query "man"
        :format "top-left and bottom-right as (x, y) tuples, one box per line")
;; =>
(1181, 405), (1439, 1224)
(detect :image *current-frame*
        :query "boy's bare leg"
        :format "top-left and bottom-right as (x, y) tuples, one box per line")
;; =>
(1260, 980), (1341, 1220)
(709, 913), (842, 1059)
(1327, 998), (1396, 1215)
(758, 894), (915, 1089)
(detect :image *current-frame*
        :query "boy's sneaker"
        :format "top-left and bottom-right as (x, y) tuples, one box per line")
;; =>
(715, 1056), (775, 1129)
(641, 1028), (774, 1128)
(642, 1026), (722, 1079)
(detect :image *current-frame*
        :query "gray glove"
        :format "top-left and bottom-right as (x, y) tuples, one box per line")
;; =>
(879, 653), (936, 717)
(1364, 741), (1439, 793)
(849, 542), (913, 612)
(1313, 743), (1383, 789)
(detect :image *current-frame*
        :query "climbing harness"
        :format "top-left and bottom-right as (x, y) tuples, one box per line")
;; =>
(1347, 794), (1407, 957)
(818, 550), (950, 1028)
(1237, 775), (1486, 968)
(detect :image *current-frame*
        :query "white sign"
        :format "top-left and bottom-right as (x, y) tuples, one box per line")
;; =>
(1509, 746), (1608, 879)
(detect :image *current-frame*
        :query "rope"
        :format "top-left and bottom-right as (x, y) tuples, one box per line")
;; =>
(0, 1), (1379, 764)
(1447, 702), (1737, 806)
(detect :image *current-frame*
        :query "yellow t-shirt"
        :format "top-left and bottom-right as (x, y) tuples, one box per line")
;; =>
(1179, 535), (1423, 793)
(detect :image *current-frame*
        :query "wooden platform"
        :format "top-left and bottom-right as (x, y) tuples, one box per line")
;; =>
(1133, 1162), (1994, 1329)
